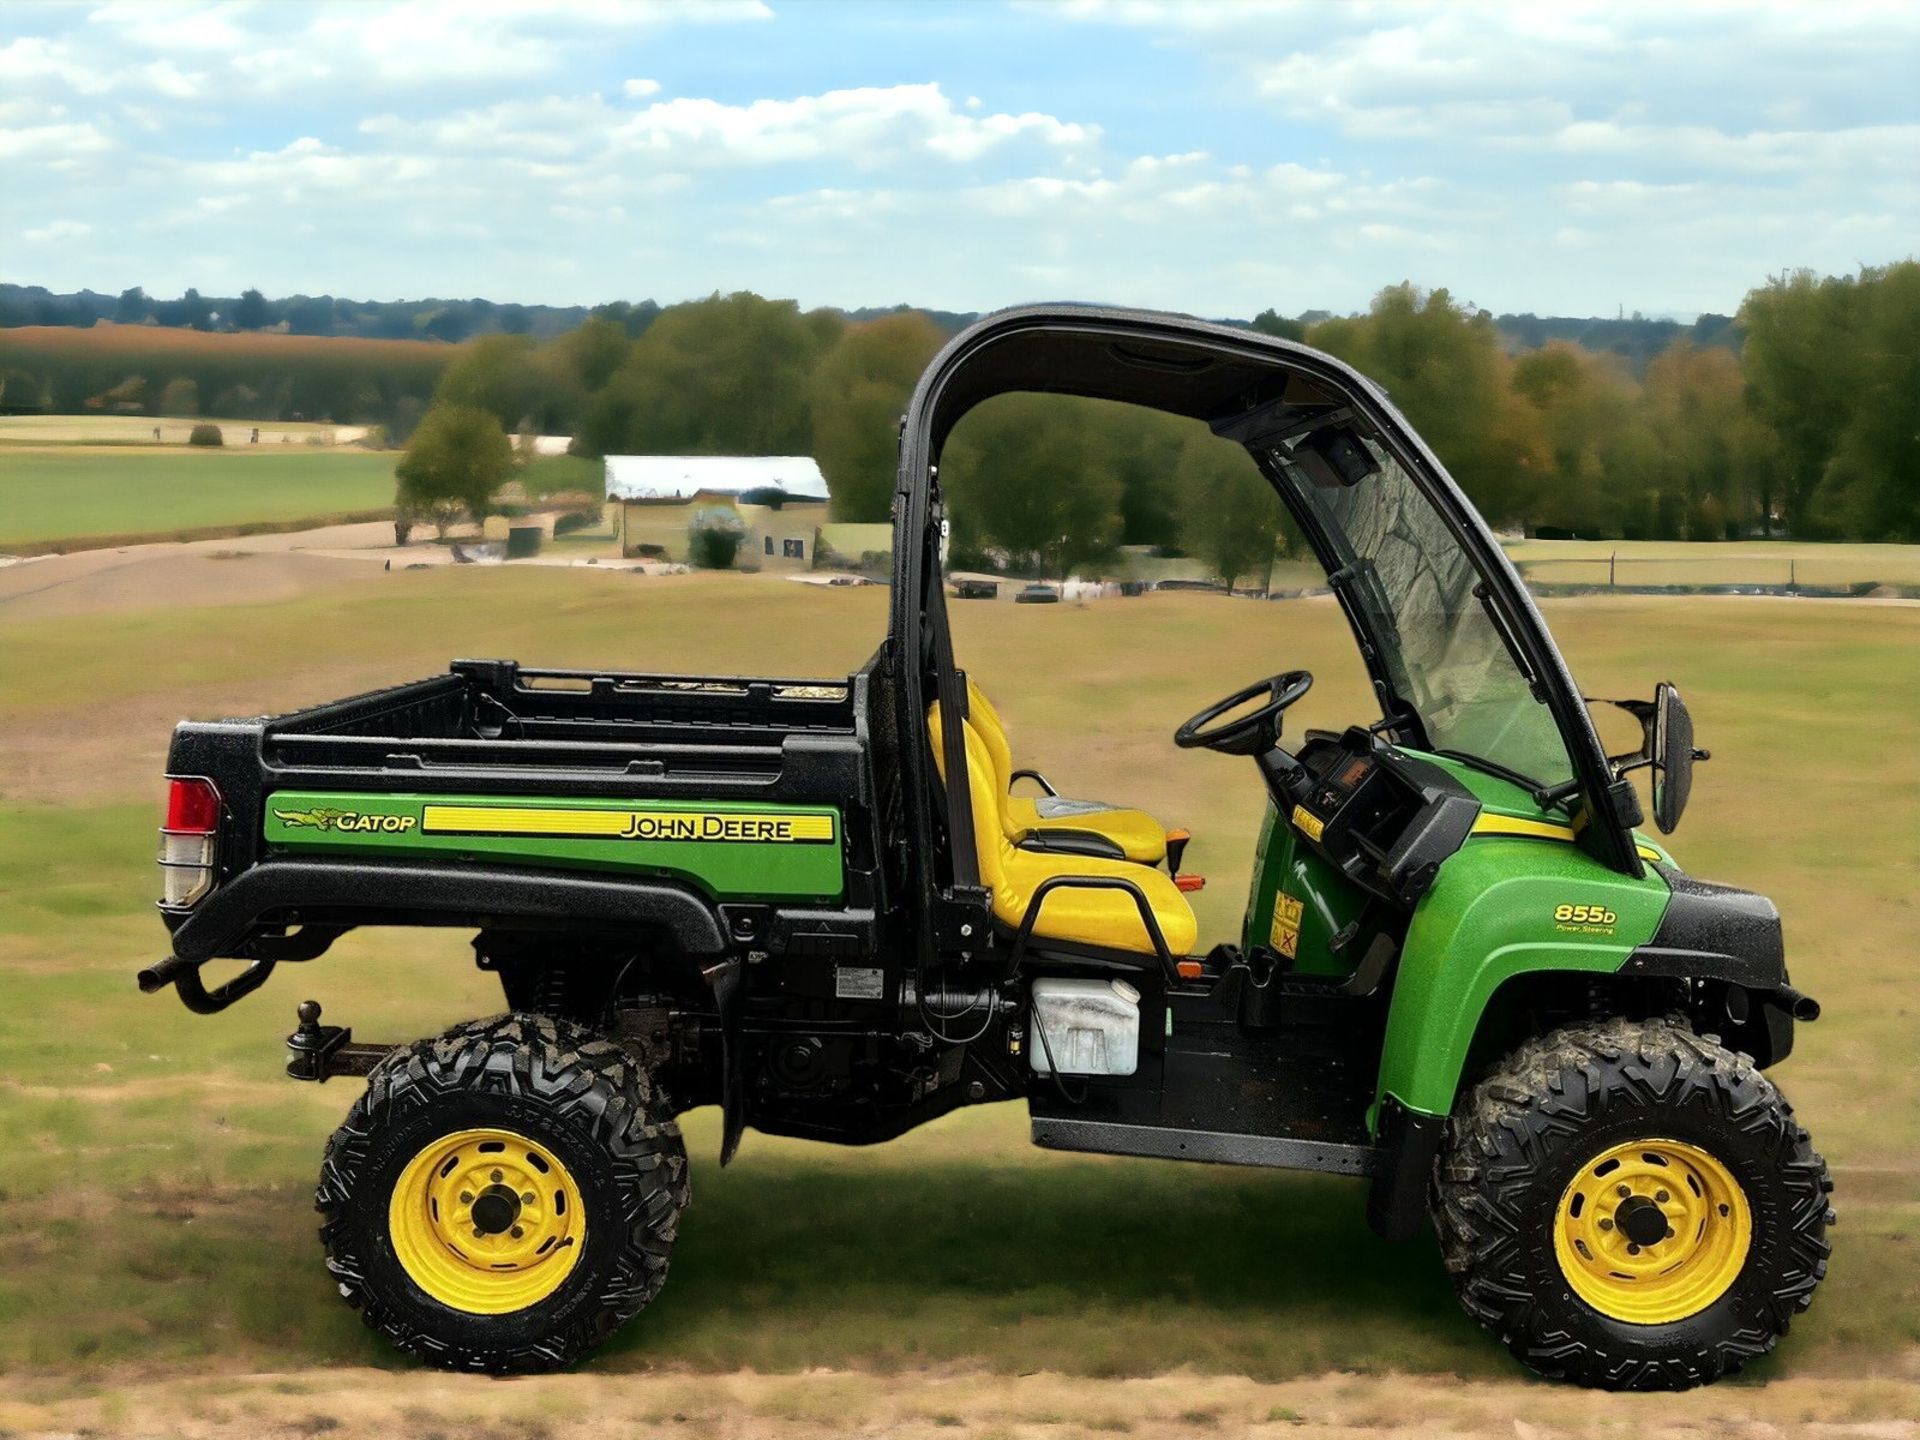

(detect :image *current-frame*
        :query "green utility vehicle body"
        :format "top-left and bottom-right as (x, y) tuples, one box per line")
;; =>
(140, 305), (1827, 1388)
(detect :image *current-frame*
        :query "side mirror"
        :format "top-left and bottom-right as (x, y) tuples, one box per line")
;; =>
(1649, 682), (1699, 835)
(1607, 683), (1709, 835)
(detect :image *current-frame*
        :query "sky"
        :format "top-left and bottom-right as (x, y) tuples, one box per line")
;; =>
(2, 0), (1916, 320)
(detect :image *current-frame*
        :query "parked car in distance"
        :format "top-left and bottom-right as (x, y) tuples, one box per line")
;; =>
(953, 578), (999, 599)
(1014, 583), (1060, 604)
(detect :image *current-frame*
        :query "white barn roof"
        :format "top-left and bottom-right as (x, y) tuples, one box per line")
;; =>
(604, 455), (827, 502)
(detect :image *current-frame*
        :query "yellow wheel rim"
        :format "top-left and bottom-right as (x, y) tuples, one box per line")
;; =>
(388, 1127), (585, 1315)
(1553, 1138), (1751, 1325)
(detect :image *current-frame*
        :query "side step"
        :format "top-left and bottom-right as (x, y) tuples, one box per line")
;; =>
(1032, 1114), (1381, 1176)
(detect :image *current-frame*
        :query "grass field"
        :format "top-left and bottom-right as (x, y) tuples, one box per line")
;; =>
(0, 447), (398, 547)
(1, 562), (1916, 1435)
(0, 414), (372, 447)
(1504, 537), (1920, 588)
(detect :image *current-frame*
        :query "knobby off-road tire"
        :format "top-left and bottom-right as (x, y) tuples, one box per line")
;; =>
(1433, 1016), (1832, 1390)
(317, 1013), (689, 1372)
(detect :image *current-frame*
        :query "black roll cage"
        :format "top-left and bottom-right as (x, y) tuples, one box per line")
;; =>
(889, 305), (1640, 972)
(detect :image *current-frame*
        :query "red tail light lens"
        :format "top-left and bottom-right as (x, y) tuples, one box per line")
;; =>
(165, 777), (221, 833)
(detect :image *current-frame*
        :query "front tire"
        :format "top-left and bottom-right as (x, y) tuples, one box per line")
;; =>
(317, 1013), (689, 1372)
(1433, 1016), (1832, 1390)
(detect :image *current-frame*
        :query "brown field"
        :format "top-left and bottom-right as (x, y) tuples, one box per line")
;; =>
(2, 548), (1917, 1437)
(0, 320), (450, 364)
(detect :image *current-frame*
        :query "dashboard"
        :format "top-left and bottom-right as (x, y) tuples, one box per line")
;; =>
(1261, 727), (1483, 908)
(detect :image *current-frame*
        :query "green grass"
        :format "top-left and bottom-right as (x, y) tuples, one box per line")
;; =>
(0, 448), (397, 546)
(0, 569), (1916, 1383)
(516, 453), (603, 501)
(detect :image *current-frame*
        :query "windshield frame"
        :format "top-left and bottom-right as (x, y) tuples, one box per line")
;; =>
(1256, 433), (1579, 796)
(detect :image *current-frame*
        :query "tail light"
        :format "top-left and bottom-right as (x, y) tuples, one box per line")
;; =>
(159, 776), (221, 907)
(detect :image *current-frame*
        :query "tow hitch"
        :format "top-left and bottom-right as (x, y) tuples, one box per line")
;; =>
(286, 1000), (396, 1082)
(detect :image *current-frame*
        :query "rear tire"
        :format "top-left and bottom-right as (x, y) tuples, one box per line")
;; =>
(317, 1013), (689, 1372)
(1432, 1016), (1832, 1390)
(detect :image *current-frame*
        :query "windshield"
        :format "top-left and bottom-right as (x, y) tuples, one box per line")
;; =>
(1276, 438), (1575, 789)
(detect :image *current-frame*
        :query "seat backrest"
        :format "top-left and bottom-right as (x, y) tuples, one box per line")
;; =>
(964, 678), (1017, 796)
(927, 710), (1019, 919)
(933, 695), (1021, 841)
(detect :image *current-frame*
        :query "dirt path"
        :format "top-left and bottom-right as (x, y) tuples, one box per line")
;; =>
(4, 1365), (1918, 1439)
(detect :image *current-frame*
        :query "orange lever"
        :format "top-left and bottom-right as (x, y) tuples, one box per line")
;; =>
(1174, 873), (1206, 893)
(1176, 959), (1204, 980)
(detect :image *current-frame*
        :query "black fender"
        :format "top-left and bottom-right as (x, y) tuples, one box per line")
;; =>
(163, 860), (731, 963)
(1623, 865), (1813, 1066)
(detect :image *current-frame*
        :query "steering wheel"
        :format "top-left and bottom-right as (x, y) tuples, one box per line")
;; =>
(1174, 671), (1314, 756)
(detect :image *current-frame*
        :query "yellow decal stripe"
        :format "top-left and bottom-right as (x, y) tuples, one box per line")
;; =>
(1290, 805), (1325, 841)
(1469, 814), (1667, 865)
(424, 806), (633, 837)
(421, 806), (835, 843)
(1470, 814), (1578, 842)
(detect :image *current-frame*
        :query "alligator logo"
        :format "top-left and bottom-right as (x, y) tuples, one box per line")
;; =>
(275, 806), (351, 830)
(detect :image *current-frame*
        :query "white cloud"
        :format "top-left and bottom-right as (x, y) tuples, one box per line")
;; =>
(610, 84), (1098, 168)
(0, 120), (113, 162)
(21, 219), (95, 244)
(0, 0), (1912, 318)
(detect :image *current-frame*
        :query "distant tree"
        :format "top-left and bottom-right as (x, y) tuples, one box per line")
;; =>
(0, 367), (44, 410)
(580, 292), (835, 458)
(591, 299), (662, 339)
(187, 422), (224, 446)
(1738, 268), (1862, 536)
(1309, 284), (1548, 527)
(114, 286), (149, 324)
(552, 316), (631, 394)
(285, 295), (336, 336)
(943, 393), (1123, 577)
(433, 334), (544, 432)
(1176, 433), (1288, 592)
(234, 288), (271, 330)
(1250, 308), (1306, 342)
(158, 377), (200, 416)
(419, 306), (477, 344)
(810, 311), (945, 522)
(1812, 261), (1920, 540)
(396, 404), (513, 536)
(1510, 342), (1639, 537)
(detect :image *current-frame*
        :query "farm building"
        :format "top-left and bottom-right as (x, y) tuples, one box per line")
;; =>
(606, 455), (831, 570)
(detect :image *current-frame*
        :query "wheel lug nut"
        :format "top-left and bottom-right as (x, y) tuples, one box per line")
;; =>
(1599, 1218), (1614, 1231)
(459, 1192), (473, 1204)
(491, 1169), (503, 1183)
(1617, 1184), (1631, 1198)
(510, 1225), (524, 1239)
(1655, 1189), (1669, 1203)
(1627, 1243), (1640, 1255)
(522, 1192), (536, 1205)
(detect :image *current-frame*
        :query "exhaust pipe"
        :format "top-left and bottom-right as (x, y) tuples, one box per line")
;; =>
(1774, 984), (1821, 1023)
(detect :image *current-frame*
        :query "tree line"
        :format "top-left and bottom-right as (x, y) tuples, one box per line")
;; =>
(398, 260), (1917, 565)
(6, 260), (1913, 561)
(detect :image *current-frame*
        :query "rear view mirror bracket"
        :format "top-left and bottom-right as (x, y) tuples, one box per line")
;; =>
(1596, 685), (1709, 834)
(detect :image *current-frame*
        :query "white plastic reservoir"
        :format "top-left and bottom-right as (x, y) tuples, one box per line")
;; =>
(1029, 977), (1141, 1077)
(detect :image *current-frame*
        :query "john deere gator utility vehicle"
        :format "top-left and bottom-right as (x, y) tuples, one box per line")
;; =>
(142, 306), (1831, 1388)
